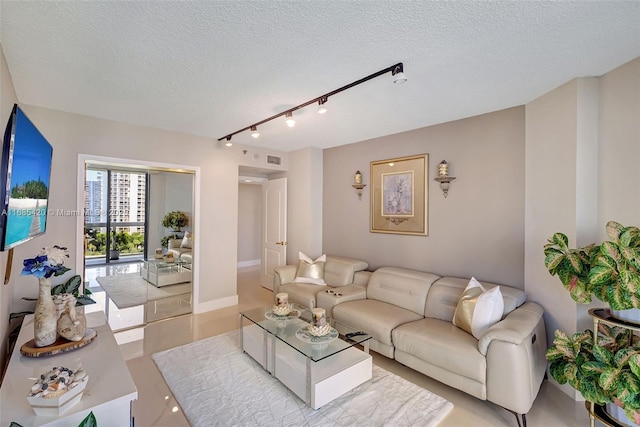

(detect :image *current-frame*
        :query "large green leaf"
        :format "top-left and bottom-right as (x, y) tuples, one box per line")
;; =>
(581, 377), (609, 404)
(607, 284), (634, 310)
(566, 251), (584, 274)
(549, 361), (569, 384)
(593, 345), (615, 365)
(589, 265), (616, 287)
(607, 221), (624, 242)
(544, 249), (565, 273)
(600, 367), (622, 390)
(629, 354), (640, 378)
(582, 361), (608, 375)
(615, 348), (640, 367)
(549, 232), (569, 250)
(621, 371), (640, 394)
(620, 226), (640, 248)
(601, 241), (623, 266)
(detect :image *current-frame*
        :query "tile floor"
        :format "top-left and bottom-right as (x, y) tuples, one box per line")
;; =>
(87, 265), (592, 427)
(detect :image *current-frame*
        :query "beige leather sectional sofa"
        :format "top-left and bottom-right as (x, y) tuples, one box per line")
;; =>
(273, 257), (547, 426)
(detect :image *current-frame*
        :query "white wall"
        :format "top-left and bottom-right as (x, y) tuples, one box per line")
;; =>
(3, 104), (287, 315)
(323, 107), (526, 287)
(237, 183), (261, 265)
(285, 147), (323, 263)
(148, 171), (194, 251)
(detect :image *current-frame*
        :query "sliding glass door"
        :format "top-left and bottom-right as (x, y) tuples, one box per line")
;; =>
(84, 168), (149, 264)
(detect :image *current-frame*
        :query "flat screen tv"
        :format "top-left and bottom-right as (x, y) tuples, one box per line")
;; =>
(0, 104), (53, 251)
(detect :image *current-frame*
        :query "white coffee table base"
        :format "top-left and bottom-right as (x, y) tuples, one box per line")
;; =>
(242, 323), (372, 409)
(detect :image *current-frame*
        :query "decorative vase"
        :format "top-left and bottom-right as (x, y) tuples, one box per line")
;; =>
(57, 296), (87, 342)
(34, 277), (58, 347)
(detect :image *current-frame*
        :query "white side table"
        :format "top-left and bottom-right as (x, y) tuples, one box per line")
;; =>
(1, 312), (138, 426)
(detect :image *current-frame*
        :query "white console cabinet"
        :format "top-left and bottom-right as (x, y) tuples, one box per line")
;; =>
(1, 312), (138, 426)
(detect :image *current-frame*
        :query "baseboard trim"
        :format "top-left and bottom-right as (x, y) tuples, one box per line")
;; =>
(194, 295), (238, 314)
(237, 259), (260, 268)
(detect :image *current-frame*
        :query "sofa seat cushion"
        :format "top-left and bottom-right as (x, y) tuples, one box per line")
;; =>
(333, 300), (423, 346)
(393, 318), (486, 384)
(278, 283), (325, 308)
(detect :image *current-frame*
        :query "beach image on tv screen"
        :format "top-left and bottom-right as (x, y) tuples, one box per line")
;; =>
(5, 108), (52, 248)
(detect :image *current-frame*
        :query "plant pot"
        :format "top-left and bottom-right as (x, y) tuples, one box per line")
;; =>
(605, 402), (638, 427)
(109, 250), (120, 260)
(611, 308), (640, 325)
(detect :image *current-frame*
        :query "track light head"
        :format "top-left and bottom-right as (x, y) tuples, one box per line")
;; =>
(285, 111), (296, 127)
(250, 126), (260, 138)
(225, 135), (232, 147)
(317, 97), (328, 114)
(392, 63), (407, 84)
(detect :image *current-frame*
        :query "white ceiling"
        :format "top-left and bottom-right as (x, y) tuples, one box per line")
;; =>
(1, 1), (639, 153)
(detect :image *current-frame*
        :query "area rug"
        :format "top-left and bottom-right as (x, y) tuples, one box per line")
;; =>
(95, 273), (191, 309)
(152, 331), (453, 427)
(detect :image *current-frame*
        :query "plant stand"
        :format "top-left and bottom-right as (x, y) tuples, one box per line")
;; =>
(588, 308), (640, 427)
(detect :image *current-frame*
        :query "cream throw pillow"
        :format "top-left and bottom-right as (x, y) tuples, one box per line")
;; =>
(180, 231), (193, 249)
(453, 277), (504, 339)
(293, 252), (327, 286)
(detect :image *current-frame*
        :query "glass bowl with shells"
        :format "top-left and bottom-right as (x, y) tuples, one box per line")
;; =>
(27, 366), (89, 416)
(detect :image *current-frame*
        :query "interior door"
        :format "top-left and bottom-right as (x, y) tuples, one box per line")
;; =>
(261, 177), (287, 290)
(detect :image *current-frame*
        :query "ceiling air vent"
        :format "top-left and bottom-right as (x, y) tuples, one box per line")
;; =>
(266, 155), (282, 166)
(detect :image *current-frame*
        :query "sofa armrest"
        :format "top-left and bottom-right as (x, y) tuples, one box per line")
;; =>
(478, 302), (544, 355)
(353, 271), (372, 287)
(481, 302), (548, 415)
(273, 265), (298, 289)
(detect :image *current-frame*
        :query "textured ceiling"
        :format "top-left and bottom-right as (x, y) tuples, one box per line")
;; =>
(1, 1), (639, 152)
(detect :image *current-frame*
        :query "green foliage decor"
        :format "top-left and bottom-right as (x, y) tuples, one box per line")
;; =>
(544, 221), (640, 310)
(51, 274), (95, 306)
(162, 211), (189, 231)
(547, 325), (640, 424)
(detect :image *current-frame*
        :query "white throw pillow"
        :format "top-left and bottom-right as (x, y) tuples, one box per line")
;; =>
(293, 251), (327, 286)
(180, 231), (193, 249)
(453, 277), (504, 339)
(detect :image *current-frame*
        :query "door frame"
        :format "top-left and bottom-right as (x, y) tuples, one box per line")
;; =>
(76, 154), (201, 304)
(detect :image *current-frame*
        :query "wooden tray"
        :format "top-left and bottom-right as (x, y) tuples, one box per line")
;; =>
(20, 329), (97, 358)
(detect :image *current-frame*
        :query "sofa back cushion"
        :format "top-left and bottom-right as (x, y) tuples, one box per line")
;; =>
(366, 267), (441, 316)
(323, 256), (369, 286)
(425, 276), (527, 323)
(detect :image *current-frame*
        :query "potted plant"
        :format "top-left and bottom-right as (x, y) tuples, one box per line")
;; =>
(162, 211), (189, 233)
(109, 230), (120, 260)
(544, 220), (640, 315)
(544, 220), (640, 425)
(547, 324), (640, 424)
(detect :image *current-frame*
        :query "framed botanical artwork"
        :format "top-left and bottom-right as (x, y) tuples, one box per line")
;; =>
(370, 154), (428, 235)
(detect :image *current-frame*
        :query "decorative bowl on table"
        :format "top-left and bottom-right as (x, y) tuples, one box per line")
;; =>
(307, 323), (332, 337)
(295, 325), (339, 343)
(271, 303), (292, 316)
(27, 366), (89, 416)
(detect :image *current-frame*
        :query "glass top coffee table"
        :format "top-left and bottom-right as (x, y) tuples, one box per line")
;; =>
(240, 306), (373, 409)
(140, 258), (191, 288)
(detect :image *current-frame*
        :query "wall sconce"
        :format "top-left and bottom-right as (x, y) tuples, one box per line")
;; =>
(434, 160), (456, 198)
(352, 170), (366, 201)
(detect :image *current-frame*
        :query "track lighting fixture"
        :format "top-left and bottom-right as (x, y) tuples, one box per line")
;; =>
(285, 111), (296, 127)
(392, 64), (407, 84)
(317, 97), (328, 114)
(217, 62), (406, 143)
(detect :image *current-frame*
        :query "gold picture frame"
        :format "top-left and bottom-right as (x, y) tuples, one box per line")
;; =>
(370, 154), (428, 236)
